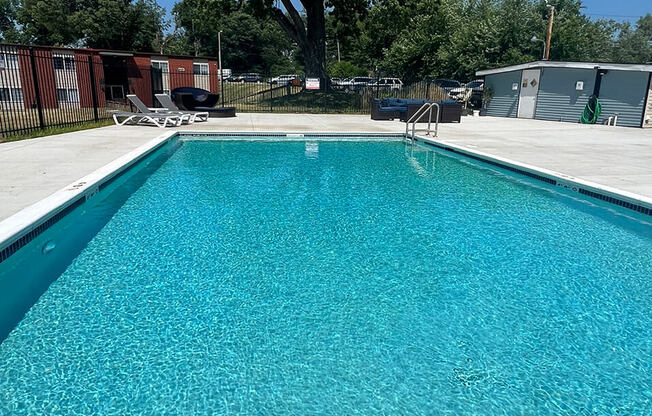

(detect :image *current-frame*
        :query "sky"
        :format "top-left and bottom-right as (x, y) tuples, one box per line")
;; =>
(155, 0), (651, 23)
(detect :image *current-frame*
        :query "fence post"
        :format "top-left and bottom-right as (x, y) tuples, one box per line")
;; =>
(375, 73), (379, 99)
(28, 48), (45, 130)
(150, 67), (156, 108)
(269, 78), (273, 112)
(87, 55), (99, 122)
(323, 77), (327, 114)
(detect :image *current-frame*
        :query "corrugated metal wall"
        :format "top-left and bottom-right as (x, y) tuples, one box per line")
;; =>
(485, 71), (521, 118)
(534, 68), (595, 123)
(597, 71), (649, 127)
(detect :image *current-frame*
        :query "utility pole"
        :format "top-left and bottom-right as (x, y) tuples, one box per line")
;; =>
(544, 5), (554, 60)
(336, 39), (341, 62)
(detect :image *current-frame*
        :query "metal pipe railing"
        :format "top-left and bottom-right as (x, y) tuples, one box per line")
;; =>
(405, 102), (440, 139)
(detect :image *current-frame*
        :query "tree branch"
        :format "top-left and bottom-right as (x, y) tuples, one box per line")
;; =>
(280, 0), (306, 36)
(272, 8), (301, 44)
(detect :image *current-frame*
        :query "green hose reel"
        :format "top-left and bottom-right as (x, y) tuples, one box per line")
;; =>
(580, 95), (601, 124)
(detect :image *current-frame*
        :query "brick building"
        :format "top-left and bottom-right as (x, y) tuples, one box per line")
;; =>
(0, 43), (220, 110)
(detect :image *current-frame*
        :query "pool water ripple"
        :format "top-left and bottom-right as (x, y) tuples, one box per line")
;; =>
(0, 140), (650, 414)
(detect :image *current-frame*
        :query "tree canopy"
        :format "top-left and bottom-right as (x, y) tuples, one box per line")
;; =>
(0, 0), (650, 80)
(1, 0), (165, 51)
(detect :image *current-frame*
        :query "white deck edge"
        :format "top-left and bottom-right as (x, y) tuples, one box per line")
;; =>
(0, 130), (178, 252)
(1, 130), (650, 255)
(413, 134), (652, 210)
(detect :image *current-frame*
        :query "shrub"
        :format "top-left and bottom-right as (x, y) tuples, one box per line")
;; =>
(327, 61), (368, 78)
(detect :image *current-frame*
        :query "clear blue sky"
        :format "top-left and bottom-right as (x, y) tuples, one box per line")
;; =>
(580, 0), (651, 21)
(155, 0), (651, 23)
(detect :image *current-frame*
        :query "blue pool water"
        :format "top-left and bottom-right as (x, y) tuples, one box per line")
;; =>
(0, 138), (651, 414)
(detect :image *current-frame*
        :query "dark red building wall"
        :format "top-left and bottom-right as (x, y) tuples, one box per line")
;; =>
(126, 56), (152, 106)
(209, 61), (220, 94)
(17, 47), (34, 110)
(18, 47), (58, 109)
(168, 58), (194, 91)
(32, 48), (58, 109)
(74, 52), (106, 108)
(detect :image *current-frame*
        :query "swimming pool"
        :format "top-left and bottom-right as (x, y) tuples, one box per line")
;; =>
(1, 136), (650, 414)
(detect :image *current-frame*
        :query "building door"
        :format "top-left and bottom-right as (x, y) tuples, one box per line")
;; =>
(150, 66), (163, 106)
(517, 69), (541, 118)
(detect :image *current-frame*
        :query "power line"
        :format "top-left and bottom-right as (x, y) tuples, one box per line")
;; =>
(583, 13), (645, 19)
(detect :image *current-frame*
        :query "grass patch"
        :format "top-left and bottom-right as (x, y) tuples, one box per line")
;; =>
(0, 119), (114, 143)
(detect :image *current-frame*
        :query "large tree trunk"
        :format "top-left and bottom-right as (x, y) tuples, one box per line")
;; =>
(272, 0), (328, 87)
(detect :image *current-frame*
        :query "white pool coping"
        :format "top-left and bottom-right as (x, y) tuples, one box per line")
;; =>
(413, 134), (652, 213)
(1, 131), (650, 260)
(0, 131), (177, 253)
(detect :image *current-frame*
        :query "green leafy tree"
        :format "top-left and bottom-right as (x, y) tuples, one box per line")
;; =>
(72, 0), (165, 50)
(14, 0), (80, 45)
(355, 0), (637, 80)
(612, 14), (652, 64)
(356, 0), (420, 72)
(173, 0), (300, 73)
(327, 60), (367, 77)
(0, 0), (19, 42)
(543, 0), (616, 62)
(249, 0), (369, 80)
(263, 0), (328, 78)
(8, 0), (165, 50)
(325, 0), (368, 64)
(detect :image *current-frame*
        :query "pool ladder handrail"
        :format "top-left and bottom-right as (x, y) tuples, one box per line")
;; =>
(405, 102), (440, 140)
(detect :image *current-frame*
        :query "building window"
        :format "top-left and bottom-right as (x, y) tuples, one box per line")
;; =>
(0, 53), (19, 70)
(68, 88), (79, 102)
(11, 88), (23, 102)
(56, 88), (79, 102)
(107, 85), (125, 101)
(151, 60), (169, 73)
(193, 63), (208, 75)
(56, 88), (68, 102)
(0, 87), (23, 102)
(53, 56), (75, 71)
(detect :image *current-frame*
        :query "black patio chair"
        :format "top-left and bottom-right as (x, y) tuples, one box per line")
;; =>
(171, 87), (220, 111)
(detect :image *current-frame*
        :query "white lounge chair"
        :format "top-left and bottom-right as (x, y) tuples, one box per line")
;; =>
(155, 94), (209, 122)
(112, 111), (182, 128)
(126, 94), (193, 124)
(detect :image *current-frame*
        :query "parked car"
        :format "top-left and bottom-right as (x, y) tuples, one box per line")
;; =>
(231, 73), (262, 83)
(335, 77), (353, 90)
(466, 80), (484, 108)
(345, 77), (375, 93)
(432, 79), (462, 96)
(218, 68), (232, 80)
(330, 77), (343, 87)
(449, 79), (484, 108)
(368, 78), (403, 91)
(271, 74), (301, 86)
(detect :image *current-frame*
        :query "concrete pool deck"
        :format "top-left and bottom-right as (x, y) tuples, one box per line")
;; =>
(0, 114), (651, 222)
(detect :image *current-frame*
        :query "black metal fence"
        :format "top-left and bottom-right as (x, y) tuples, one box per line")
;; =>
(0, 46), (121, 138)
(0, 43), (483, 139)
(219, 74), (483, 114)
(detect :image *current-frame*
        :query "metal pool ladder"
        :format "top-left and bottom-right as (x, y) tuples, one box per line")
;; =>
(405, 102), (440, 141)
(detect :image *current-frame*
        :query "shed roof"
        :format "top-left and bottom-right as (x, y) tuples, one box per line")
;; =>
(476, 61), (652, 76)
